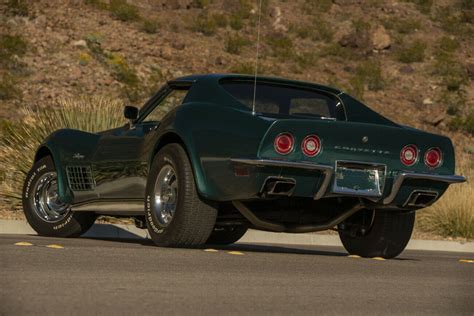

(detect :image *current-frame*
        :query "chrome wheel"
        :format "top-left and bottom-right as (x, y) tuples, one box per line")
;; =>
(154, 165), (178, 227)
(32, 172), (70, 223)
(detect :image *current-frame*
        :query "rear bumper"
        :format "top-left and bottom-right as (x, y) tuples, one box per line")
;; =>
(231, 158), (466, 206)
(382, 172), (466, 204)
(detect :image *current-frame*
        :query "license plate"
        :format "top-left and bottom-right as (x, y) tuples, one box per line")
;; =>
(333, 161), (385, 197)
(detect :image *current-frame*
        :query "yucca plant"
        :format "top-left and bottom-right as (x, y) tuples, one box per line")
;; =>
(0, 97), (125, 209)
(417, 167), (474, 239)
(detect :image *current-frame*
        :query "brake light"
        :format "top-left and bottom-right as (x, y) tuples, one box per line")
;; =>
(424, 147), (442, 169)
(274, 133), (294, 155)
(301, 135), (321, 157)
(400, 144), (419, 166)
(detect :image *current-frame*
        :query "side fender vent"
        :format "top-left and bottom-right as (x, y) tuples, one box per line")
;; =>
(66, 166), (95, 191)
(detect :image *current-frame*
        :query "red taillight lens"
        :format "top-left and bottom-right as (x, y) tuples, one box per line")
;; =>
(400, 144), (419, 166)
(425, 147), (442, 169)
(301, 135), (321, 157)
(274, 133), (294, 155)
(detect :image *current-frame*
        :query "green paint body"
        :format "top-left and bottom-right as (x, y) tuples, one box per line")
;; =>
(33, 74), (458, 209)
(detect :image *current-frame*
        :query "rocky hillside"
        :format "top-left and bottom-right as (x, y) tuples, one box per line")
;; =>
(1, 0), (473, 165)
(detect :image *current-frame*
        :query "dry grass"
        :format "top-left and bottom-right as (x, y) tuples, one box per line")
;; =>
(0, 97), (124, 208)
(416, 167), (473, 240)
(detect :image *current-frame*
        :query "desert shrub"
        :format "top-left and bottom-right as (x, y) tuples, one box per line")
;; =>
(417, 168), (474, 239)
(266, 34), (293, 60)
(107, 54), (139, 86)
(78, 52), (92, 66)
(311, 17), (333, 42)
(449, 113), (474, 135)
(0, 74), (22, 100)
(303, 0), (332, 13)
(212, 13), (228, 28)
(229, 14), (244, 30)
(436, 36), (460, 54)
(0, 98), (124, 208)
(225, 35), (250, 55)
(192, 12), (218, 36)
(319, 43), (353, 60)
(191, 0), (212, 8)
(383, 17), (421, 34)
(434, 59), (467, 91)
(0, 34), (28, 67)
(404, 0), (433, 14)
(6, 0), (28, 16)
(109, 0), (141, 22)
(440, 91), (467, 116)
(229, 62), (255, 74)
(397, 40), (426, 63)
(141, 19), (160, 34)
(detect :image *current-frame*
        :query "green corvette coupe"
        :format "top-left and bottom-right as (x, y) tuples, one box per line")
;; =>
(23, 74), (466, 258)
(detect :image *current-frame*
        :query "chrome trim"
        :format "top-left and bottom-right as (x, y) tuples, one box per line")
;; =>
(424, 147), (443, 169)
(274, 132), (295, 156)
(230, 158), (333, 200)
(332, 160), (387, 198)
(260, 177), (296, 196)
(383, 173), (466, 205)
(72, 200), (144, 214)
(404, 190), (439, 207)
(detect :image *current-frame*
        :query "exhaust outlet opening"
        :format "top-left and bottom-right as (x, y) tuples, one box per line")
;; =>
(263, 177), (296, 196)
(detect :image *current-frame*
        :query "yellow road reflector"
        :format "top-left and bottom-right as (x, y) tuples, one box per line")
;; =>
(372, 257), (386, 261)
(204, 248), (218, 253)
(227, 251), (244, 256)
(459, 259), (474, 263)
(347, 255), (361, 258)
(14, 242), (33, 246)
(46, 244), (64, 249)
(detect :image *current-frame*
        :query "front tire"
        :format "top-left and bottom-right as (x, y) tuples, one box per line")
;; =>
(338, 210), (415, 259)
(145, 144), (217, 247)
(22, 156), (96, 237)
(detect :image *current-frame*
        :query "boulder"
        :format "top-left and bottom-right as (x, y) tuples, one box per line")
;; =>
(371, 25), (391, 50)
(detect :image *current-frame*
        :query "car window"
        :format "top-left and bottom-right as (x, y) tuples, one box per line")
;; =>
(142, 89), (188, 122)
(221, 81), (338, 119)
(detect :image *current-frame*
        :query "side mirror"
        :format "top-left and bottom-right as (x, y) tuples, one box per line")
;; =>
(124, 105), (139, 128)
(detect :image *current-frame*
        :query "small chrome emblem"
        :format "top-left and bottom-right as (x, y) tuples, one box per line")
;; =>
(362, 136), (369, 143)
(73, 153), (85, 159)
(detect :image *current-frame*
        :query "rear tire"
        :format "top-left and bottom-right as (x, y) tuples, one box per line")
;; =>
(206, 226), (248, 245)
(145, 144), (217, 247)
(338, 210), (415, 259)
(22, 156), (96, 237)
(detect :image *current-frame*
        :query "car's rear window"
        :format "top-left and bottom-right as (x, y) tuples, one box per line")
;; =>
(220, 80), (339, 119)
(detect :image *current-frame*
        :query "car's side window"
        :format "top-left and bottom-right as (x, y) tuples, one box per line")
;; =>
(142, 89), (188, 122)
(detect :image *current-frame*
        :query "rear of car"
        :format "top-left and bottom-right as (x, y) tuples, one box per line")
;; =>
(220, 77), (464, 210)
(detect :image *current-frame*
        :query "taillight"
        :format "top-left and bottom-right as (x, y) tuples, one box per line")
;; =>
(274, 133), (294, 155)
(400, 144), (419, 166)
(424, 147), (442, 169)
(301, 135), (321, 157)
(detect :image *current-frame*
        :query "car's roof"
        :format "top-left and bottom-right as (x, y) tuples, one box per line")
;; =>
(171, 73), (342, 95)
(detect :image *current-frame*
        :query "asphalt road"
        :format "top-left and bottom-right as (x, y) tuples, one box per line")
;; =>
(1, 234), (473, 315)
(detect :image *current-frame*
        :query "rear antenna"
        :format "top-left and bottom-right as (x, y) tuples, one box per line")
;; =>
(252, 0), (263, 115)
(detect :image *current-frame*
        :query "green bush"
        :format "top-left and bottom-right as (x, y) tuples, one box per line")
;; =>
(0, 74), (22, 100)
(266, 35), (294, 60)
(449, 113), (474, 135)
(191, 0), (212, 8)
(397, 40), (426, 63)
(436, 36), (460, 54)
(6, 0), (28, 16)
(383, 17), (421, 34)
(319, 43), (353, 60)
(0, 98), (124, 208)
(192, 12), (218, 36)
(109, 0), (141, 22)
(303, 0), (332, 13)
(229, 63), (255, 74)
(404, 0), (433, 14)
(141, 19), (160, 34)
(0, 34), (28, 67)
(225, 35), (250, 55)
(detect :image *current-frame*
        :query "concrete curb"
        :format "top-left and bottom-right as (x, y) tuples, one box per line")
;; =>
(1, 219), (473, 253)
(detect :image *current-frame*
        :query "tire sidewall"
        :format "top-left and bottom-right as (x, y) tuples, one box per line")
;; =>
(22, 157), (88, 237)
(145, 146), (186, 243)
